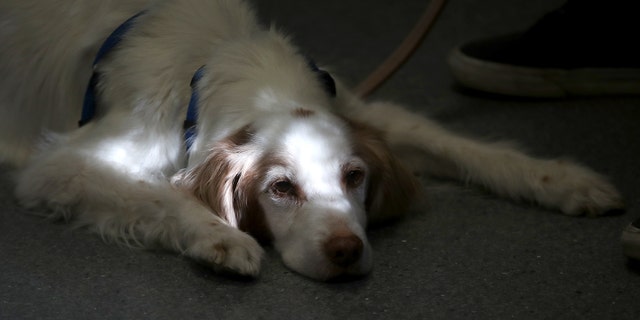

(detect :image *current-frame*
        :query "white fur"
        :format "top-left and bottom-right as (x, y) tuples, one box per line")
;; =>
(0, 0), (623, 280)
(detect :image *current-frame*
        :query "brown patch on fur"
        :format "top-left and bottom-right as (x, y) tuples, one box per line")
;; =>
(541, 175), (551, 183)
(227, 124), (254, 146)
(179, 146), (236, 224)
(172, 125), (273, 242)
(344, 118), (420, 225)
(233, 155), (280, 243)
(291, 108), (315, 118)
(214, 243), (227, 255)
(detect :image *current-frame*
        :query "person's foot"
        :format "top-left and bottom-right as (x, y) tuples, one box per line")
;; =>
(622, 217), (640, 260)
(448, 2), (640, 97)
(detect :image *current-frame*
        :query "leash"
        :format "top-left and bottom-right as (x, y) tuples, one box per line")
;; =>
(355, 0), (448, 97)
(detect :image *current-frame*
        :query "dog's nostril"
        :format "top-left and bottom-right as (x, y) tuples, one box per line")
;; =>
(323, 235), (363, 267)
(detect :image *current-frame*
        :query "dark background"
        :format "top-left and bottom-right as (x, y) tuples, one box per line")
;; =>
(2, 0), (640, 318)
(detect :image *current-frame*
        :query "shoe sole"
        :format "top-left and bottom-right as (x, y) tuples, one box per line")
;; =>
(448, 46), (640, 98)
(622, 223), (640, 260)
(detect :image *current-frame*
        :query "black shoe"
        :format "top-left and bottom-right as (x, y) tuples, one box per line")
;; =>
(448, 2), (640, 97)
(622, 217), (640, 260)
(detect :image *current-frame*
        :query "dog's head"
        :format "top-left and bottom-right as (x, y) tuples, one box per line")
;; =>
(170, 35), (417, 279)
(173, 109), (417, 280)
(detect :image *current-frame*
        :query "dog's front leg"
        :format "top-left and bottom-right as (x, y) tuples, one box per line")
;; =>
(15, 138), (263, 276)
(339, 93), (623, 216)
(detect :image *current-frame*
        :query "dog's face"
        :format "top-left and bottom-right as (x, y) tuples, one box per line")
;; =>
(175, 110), (417, 280)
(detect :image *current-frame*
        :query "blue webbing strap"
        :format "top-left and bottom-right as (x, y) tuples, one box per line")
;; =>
(79, 12), (146, 127)
(184, 66), (206, 153)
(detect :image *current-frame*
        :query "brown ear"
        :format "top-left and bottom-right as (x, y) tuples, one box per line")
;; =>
(171, 126), (255, 227)
(171, 126), (273, 242)
(348, 119), (419, 225)
(232, 160), (274, 243)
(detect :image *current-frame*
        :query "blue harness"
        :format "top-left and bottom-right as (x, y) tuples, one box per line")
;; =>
(183, 66), (205, 152)
(79, 11), (146, 127)
(80, 12), (336, 154)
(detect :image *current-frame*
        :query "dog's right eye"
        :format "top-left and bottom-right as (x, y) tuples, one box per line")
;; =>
(345, 169), (365, 189)
(271, 180), (295, 197)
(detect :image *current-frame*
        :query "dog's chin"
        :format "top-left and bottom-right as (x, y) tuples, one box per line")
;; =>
(282, 246), (373, 282)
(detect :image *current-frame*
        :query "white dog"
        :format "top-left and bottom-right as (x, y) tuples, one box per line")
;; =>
(0, 0), (623, 280)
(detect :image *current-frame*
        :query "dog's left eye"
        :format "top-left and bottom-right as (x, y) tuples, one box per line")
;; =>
(345, 169), (365, 188)
(271, 179), (296, 197)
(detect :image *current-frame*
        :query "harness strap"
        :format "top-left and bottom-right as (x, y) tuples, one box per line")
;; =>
(79, 11), (146, 127)
(184, 66), (206, 153)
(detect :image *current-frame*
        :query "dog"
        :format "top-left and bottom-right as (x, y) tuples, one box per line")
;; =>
(0, 0), (623, 280)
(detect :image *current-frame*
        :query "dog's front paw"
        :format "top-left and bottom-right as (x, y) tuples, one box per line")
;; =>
(540, 161), (623, 216)
(187, 225), (264, 276)
(559, 176), (623, 217)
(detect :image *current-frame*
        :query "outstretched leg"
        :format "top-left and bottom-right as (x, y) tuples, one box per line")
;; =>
(340, 95), (623, 216)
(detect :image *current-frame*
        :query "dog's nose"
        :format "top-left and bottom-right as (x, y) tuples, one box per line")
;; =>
(323, 234), (363, 267)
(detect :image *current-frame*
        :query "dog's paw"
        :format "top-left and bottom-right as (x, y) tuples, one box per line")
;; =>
(559, 177), (623, 217)
(187, 225), (264, 276)
(538, 160), (624, 217)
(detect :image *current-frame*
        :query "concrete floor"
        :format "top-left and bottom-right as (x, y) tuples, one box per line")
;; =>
(2, 0), (640, 319)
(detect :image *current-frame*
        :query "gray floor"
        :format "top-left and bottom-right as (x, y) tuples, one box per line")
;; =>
(2, 0), (640, 319)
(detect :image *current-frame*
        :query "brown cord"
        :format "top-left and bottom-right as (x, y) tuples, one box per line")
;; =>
(354, 0), (448, 97)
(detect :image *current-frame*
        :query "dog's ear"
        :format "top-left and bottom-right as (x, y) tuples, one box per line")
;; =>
(171, 126), (254, 228)
(347, 119), (419, 225)
(231, 159), (274, 243)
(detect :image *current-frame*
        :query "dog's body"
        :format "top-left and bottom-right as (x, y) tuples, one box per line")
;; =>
(0, 0), (623, 280)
